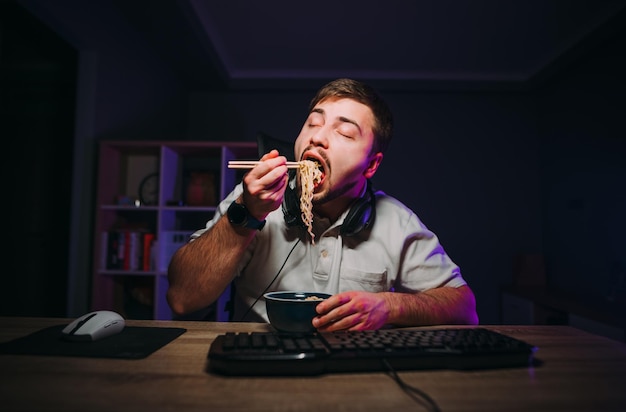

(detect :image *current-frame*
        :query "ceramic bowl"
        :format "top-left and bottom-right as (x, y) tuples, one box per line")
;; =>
(264, 291), (332, 333)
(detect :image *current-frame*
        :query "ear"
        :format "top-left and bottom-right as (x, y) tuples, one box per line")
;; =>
(364, 152), (383, 179)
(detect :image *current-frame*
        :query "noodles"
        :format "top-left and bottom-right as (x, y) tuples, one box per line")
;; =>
(298, 160), (323, 244)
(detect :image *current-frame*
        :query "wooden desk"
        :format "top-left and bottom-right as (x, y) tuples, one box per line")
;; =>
(1, 317), (626, 411)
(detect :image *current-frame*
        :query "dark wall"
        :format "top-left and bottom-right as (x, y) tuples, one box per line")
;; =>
(537, 24), (626, 307)
(2, 0), (190, 317)
(1, 1), (76, 316)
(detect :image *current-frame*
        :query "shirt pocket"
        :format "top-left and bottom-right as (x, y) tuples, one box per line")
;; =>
(339, 267), (388, 293)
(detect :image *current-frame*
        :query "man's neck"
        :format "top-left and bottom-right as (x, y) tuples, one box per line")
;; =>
(313, 181), (368, 223)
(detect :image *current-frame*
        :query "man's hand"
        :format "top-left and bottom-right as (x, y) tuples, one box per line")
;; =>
(312, 291), (391, 332)
(241, 149), (289, 220)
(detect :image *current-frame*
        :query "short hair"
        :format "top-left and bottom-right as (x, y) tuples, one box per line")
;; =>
(308, 78), (393, 154)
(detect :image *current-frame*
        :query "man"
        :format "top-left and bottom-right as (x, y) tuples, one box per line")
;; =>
(167, 78), (478, 331)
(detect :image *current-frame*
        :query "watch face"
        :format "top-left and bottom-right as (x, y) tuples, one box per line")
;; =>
(228, 202), (247, 224)
(228, 201), (265, 230)
(139, 173), (159, 205)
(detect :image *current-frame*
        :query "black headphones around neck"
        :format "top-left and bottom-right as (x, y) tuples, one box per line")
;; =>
(282, 171), (377, 237)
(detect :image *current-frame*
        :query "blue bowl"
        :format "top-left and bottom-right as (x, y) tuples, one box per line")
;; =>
(264, 291), (332, 333)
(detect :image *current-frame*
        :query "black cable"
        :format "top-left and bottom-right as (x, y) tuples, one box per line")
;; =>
(237, 238), (301, 321)
(382, 358), (441, 412)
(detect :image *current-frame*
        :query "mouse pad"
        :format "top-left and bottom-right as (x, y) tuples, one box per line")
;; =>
(0, 325), (186, 359)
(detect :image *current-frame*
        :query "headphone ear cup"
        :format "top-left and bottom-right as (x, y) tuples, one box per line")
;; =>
(282, 173), (303, 227)
(341, 184), (376, 237)
(341, 198), (372, 236)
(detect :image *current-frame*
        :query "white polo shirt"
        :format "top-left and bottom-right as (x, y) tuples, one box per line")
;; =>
(191, 183), (468, 322)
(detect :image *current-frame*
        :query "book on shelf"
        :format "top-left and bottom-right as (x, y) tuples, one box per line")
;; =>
(102, 230), (156, 271)
(142, 233), (155, 271)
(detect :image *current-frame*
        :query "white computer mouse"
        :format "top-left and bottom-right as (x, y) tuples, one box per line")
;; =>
(62, 310), (125, 341)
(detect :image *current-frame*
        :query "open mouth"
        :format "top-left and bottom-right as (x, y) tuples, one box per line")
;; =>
(302, 156), (326, 188)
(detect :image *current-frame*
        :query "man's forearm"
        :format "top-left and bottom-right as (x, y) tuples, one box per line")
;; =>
(385, 285), (479, 326)
(166, 216), (256, 316)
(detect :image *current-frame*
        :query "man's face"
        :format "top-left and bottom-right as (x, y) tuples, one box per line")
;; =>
(294, 97), (381, 207)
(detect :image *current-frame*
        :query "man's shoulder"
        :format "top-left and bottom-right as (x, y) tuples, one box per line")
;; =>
(373, 190), (412, 212)
(372, 190), (431, 231)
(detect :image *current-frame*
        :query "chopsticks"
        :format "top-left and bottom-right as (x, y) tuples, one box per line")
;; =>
(228, 160), (302, 169)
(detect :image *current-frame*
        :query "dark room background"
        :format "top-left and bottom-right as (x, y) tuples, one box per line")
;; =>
(1, 0), (624, 330)
(2, 1), (75, 316)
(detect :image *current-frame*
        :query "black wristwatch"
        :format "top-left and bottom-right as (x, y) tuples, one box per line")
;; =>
(227, 201), (266, 231)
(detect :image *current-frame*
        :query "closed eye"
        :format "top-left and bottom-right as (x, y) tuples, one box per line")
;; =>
(337, 126), (358, 139)
(308, 111), (324, 128)
(337, 116), (361, 138)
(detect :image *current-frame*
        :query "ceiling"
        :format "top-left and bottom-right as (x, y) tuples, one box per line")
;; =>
(17, 0), (626, 92)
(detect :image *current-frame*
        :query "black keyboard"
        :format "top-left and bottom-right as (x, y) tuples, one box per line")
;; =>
(207, 327), (537, 376)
